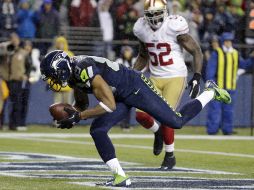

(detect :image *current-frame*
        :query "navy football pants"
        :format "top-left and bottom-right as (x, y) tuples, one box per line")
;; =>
(90, 75), (203, 162)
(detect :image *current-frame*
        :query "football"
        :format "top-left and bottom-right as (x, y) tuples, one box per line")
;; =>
(49, 103), (75, 121)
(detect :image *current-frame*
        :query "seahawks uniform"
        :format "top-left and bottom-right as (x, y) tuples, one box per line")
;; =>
(67, 55), (202, 163)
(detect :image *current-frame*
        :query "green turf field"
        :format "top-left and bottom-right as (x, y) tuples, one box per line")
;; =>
(0, 125), (253, 190)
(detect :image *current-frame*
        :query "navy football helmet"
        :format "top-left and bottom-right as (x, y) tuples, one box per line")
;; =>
(40, 50), (72, 91)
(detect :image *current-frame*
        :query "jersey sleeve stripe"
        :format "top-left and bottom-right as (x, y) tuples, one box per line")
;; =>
(87, 66), (94, 78)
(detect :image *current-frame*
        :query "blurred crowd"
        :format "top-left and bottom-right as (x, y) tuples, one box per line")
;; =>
(0, 0), (251, 44)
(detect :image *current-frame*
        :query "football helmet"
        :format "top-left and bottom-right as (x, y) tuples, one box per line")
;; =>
(144, 0), (168, 30)
(40, 50), (72, 91)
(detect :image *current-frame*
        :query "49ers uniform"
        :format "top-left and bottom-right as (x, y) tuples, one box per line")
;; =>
(134, 14), (189, 169)
(133, 15), (188, 78)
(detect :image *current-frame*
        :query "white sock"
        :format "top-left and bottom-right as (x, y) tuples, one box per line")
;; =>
(196, 90), (215, 108)
(149, 121), (159, 133)
(165, 143), (174, 152)
(106, 158), (126, 177)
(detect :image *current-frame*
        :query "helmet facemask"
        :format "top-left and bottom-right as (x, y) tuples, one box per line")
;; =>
(144, 0), (168, 30)
(144, 8), (167, 29)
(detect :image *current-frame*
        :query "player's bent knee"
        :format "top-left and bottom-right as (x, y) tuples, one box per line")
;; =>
(164, 119), (183, 129)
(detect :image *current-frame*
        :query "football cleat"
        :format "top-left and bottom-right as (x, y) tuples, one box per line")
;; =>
(98, 174), (131, 187)
(160, 152), (176, 170)
(153, 127), (163, 155)
(205, 80), (231, 104)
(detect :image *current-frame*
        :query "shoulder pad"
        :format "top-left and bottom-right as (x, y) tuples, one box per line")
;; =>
(167, 15), (189, 35)
(133, 17), (146, 39)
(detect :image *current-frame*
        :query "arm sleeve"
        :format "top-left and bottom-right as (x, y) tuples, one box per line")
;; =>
(133, 18), (144, 42)
(205, 51), (218, 81)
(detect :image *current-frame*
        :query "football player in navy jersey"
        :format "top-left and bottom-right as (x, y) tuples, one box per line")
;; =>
(40, 50), (231, 187)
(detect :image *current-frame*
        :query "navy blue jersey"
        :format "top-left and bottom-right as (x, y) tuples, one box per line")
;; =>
(68, 56), (140, 99)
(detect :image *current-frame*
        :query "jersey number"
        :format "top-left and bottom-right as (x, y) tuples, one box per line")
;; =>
(146, 43), (173, 66)
(90, 56), (120, 71)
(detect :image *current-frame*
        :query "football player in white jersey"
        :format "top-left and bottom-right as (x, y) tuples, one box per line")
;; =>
(133, 0), (203, 170)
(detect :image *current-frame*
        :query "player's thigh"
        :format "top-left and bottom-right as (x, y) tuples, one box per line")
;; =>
(91, 103), (131, 133)
(136, 77), (162, 113)
(125, 80), (179, 127)
(162, 77), (186, 109)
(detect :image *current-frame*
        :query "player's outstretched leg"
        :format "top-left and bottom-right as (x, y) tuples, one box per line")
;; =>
(176, 80), (231, 128)
(136, 111), (163, 156)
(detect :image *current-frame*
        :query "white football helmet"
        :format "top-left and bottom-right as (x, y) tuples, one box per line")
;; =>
(144, 0), (168, 30)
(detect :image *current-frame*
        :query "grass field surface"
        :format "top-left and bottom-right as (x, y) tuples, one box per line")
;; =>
(0, 125), (253, 190)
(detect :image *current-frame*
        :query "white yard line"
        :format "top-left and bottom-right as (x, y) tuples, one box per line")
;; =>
(0, 133), (254, 140)
(2, 136), (254, 159)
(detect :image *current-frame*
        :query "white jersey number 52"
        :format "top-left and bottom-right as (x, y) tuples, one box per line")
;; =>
(146, 43), (173, 66)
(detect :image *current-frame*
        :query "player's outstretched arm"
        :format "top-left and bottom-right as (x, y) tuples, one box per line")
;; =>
(177, 33), (203, 98)
(177, 34), (203, 74)
(133, 41), (149, 71)
(79, 75), (116, 120)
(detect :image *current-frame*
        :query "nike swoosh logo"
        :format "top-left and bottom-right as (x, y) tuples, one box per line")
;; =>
(134, 88), (141, 95)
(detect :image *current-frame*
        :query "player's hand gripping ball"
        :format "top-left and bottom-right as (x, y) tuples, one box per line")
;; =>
(49, 103), (81, 129)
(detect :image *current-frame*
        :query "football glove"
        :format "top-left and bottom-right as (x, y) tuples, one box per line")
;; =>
(57, 107), (81, 129)
(188, 73), (201, 99)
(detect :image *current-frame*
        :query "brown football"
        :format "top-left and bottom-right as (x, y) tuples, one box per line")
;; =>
(49, 103), (74, 121)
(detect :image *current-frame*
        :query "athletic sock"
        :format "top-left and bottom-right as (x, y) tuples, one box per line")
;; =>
(165, 143), (174, 153)
(161, 125), (174, 144)
(136, 112), (159, 132)
(196, 90), (215, 108)
(150, 121), (159, 133)
(106, 158), (126, 177)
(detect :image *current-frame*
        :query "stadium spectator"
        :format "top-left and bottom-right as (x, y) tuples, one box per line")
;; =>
(37, 0), (60, 55)
(58, 0), (71, 27)
(24, 40), (41, 84)
(115, 0), (139, 40)
(206, 32), (254, 135)
(0, 0), (18, 37)
(17, 0), (39, 38)
(98, 0), (114, 59)
(199, 8), (219, 43)
(69, 0), (97, 27)
(245, 0), (254, 46)
(133, 0), (144, 17)
(116, 45), (135, 131)
(16, 40), (38, 131)
(0, 33), (28, 131)
(0, 78), (9, 130)
(37, 0), (60, 38)
(213, 2), (235, 34)
(31, 0), (43, 11)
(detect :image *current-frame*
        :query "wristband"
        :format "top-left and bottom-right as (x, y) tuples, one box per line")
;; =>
(99, 102), (113, 113)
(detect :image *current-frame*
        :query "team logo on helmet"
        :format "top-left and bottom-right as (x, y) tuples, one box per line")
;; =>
(41, 50), (71, 92)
